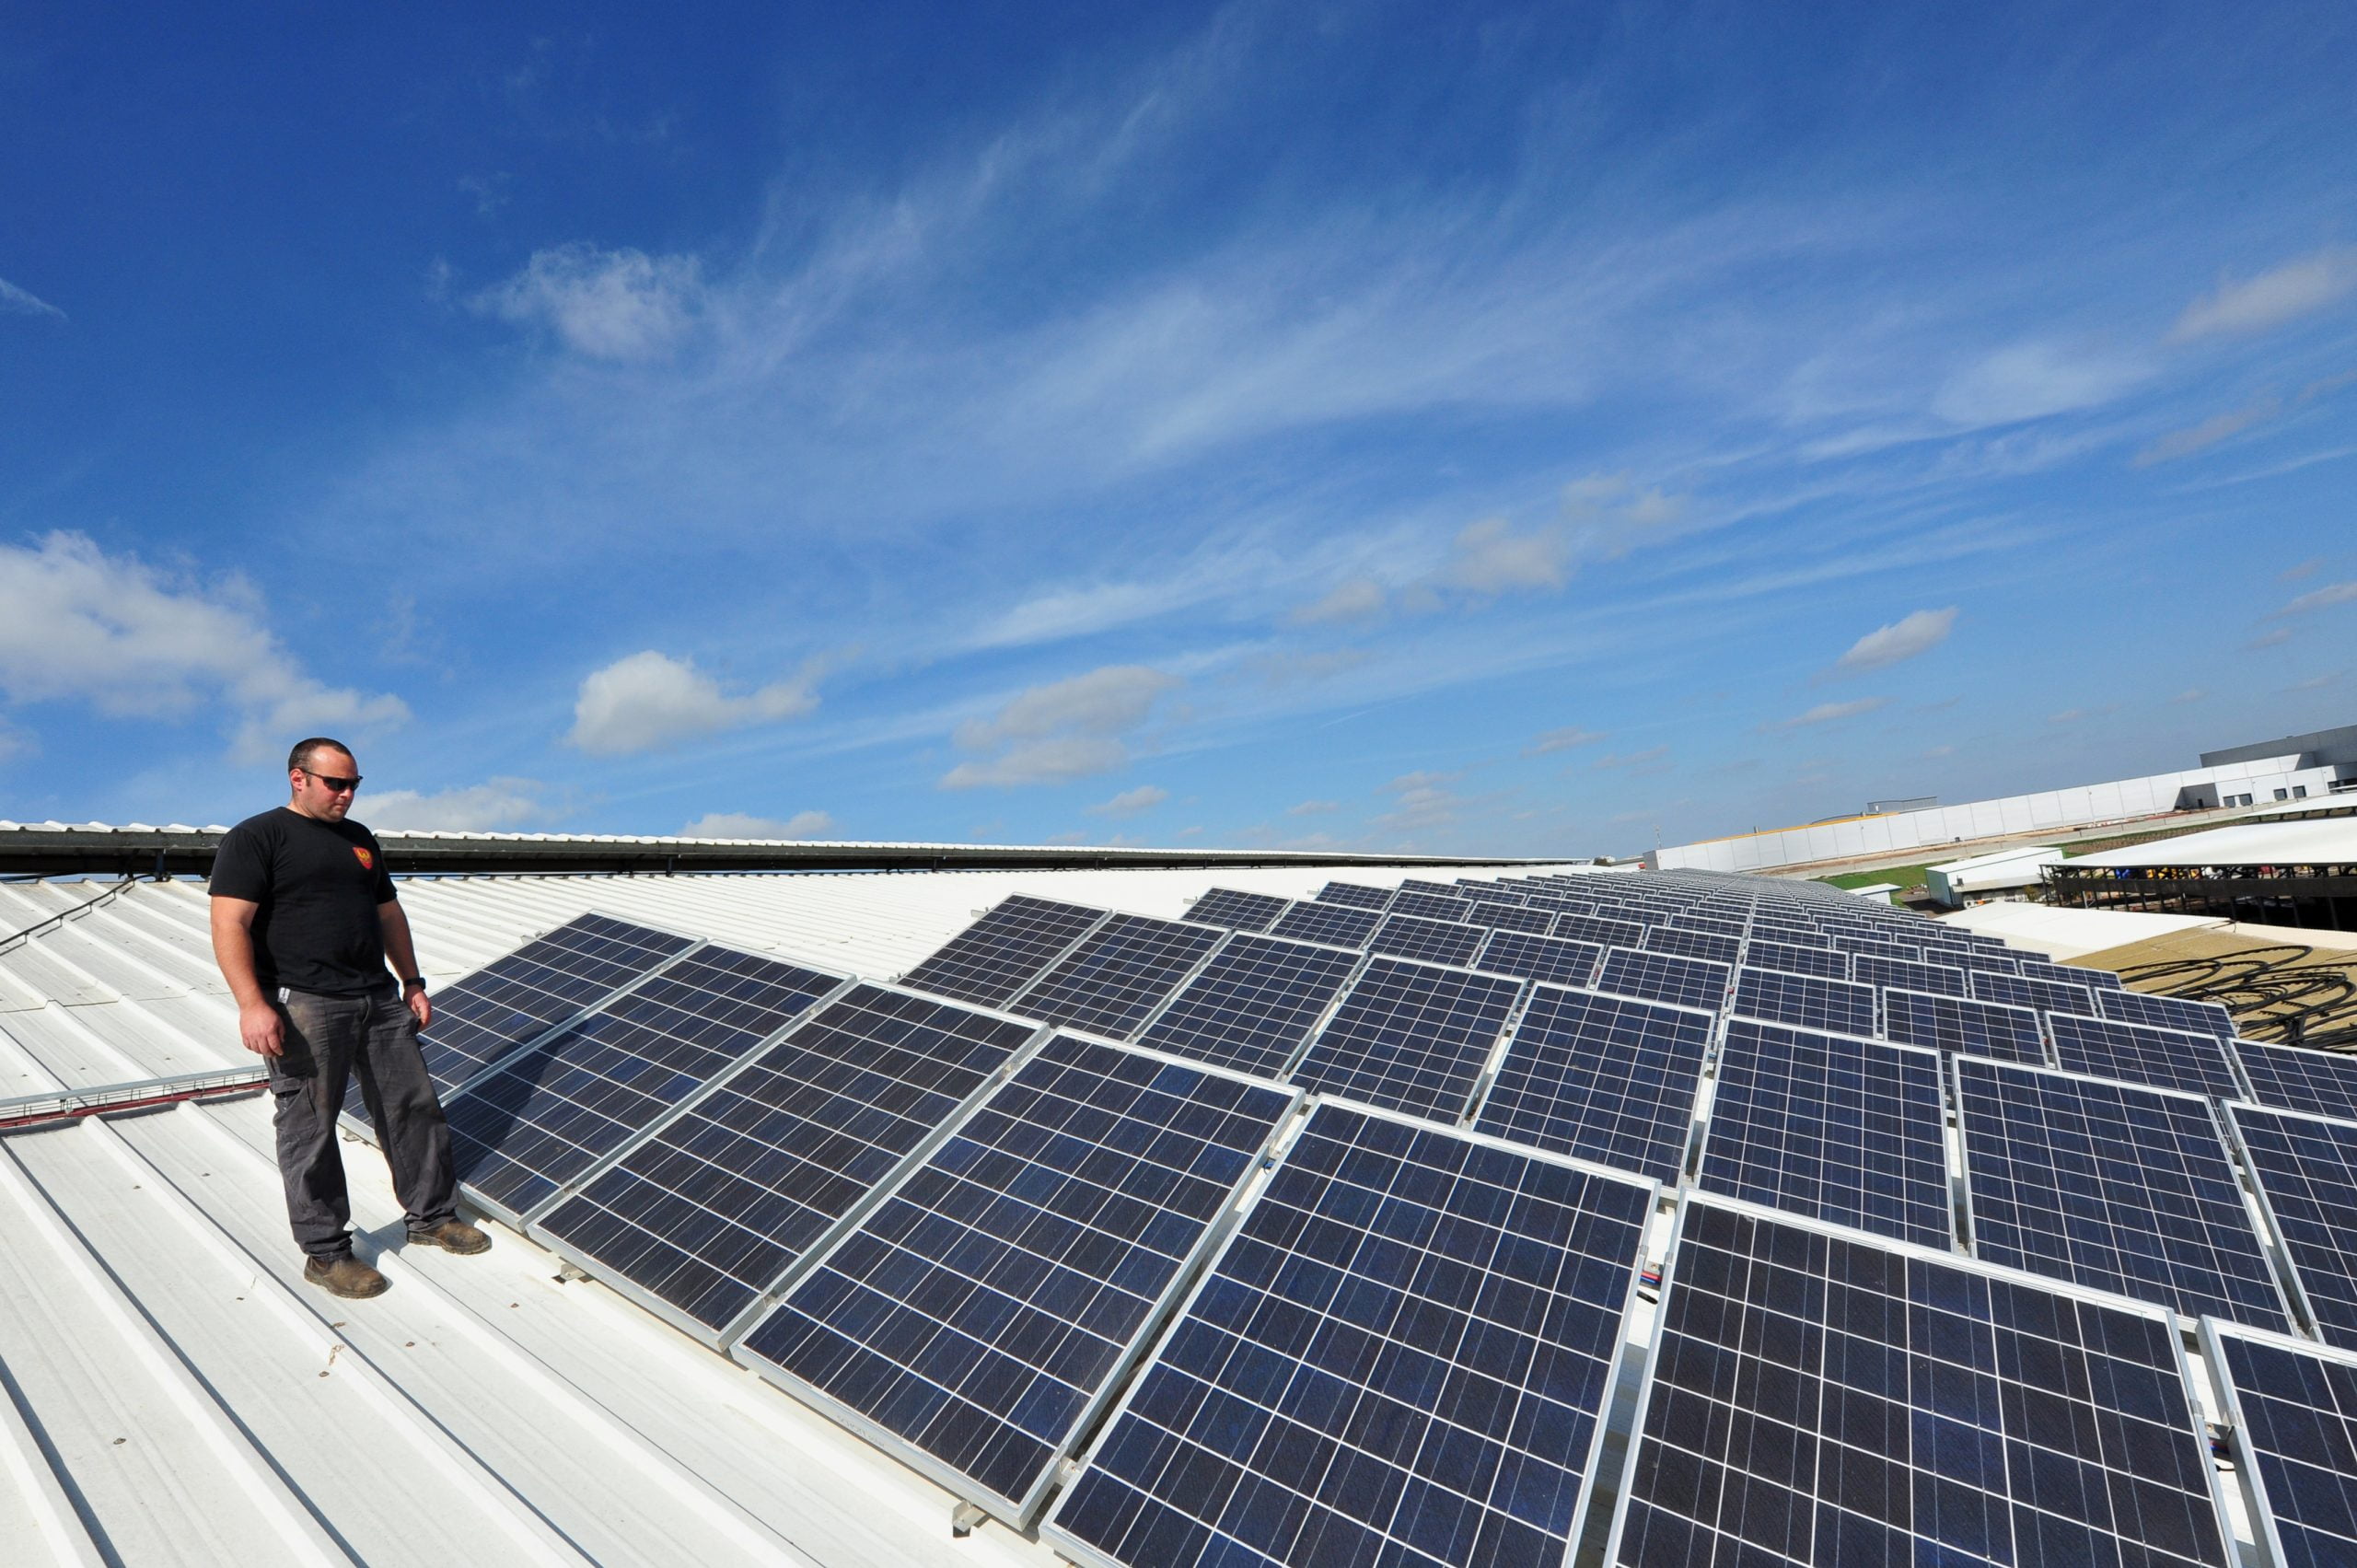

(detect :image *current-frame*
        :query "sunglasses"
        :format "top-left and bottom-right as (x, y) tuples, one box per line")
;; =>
(303, 770), (363, 793)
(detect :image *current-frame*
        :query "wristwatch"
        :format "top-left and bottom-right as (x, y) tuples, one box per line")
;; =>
(401, 975), (426, 992)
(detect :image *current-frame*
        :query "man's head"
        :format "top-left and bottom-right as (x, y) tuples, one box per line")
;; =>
(286, 738), (361, 823)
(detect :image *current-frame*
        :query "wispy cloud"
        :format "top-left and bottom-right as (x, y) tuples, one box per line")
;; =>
(2171, 688), (2207, 703)
(568, 650), (819, 756)
(1285, 798), (1337, 816)
(2133, 396), (2281, 466)
(1526, 726), (1608, 755)
(2275, 582), (2357, 617)
(473, 243), (704, 360)
(0, 275), (65, 321)
(2282, 559), (2323, 582)
(1595, 744), (1672, 770)
(370, 777), (552, 831)
(1932, 342), (2149, 426)
(1829, 607), (1957, 676)
(941, 664), (1178, 787)
(1764, 697), (1888, 731)
(1086, 784), (1168, 818)
(2171, 247), (2357, 342)
(2248, 628), (2293, 649)
(680, 808), (836, 839)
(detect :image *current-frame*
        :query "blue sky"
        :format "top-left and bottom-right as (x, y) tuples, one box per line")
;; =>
(3, 2), (2353, 855)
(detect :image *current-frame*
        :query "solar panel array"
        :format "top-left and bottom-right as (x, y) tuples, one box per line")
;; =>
(2207, 1321), (2357, 1568)
(413, 858), (2346, 1562)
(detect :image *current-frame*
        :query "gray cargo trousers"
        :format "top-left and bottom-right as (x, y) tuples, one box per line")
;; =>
(266, 983), (459, 1259)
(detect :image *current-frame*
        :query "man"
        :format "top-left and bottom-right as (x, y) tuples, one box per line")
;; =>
(209, 738), (489, 1299)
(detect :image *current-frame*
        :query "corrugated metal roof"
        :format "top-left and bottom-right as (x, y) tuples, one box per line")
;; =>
(2067, 816), (2357, 868)
(0, 860), (1590, 1566)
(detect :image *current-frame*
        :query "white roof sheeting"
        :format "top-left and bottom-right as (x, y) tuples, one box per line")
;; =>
(1934, 902), (2227, 958)
(0, 861), (1590, 1565)
(2067, 818), (2357, 868)
(1927, 844), (2062, 875)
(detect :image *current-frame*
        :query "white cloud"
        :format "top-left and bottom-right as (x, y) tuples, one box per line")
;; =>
(1087, 784), (1168, 818)
(941, 735), (1132, 788)
(2133, 398), (2281, 466)
(1439, 517), (1568, 596)
(2248, 628), (2293, 649)
(1594, 745), (1672, 771)
(1932, 342), (2148, 426)
(1372, 771), (1463, 834)
(0, 531), (409, 762)
(1249, 648), (1371, 686)
(1526, 726), (1608, 755)
(1765, 697), (1888, 731)
(473, 243), (703, 360)
(2277, 582), (2357, 617)
(942, 665), (1178, 788)
(1292, 576), (1387, 624)
(567, 650), (819, 756)
(1832, 608), (1958, 675)
(2282, 559), (2323, 582)
(2172, 249), (2357, 341)
(1286, 798), (1338, 816)
(679, 809), (837, 840)
(366, 777), (549, 832)
(0, 275), (64, 320)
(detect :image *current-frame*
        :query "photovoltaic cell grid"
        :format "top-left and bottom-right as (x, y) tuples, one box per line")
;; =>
(1459, 901), (1554, 936)
(1608, 1201), (2233, 1568)
(1730, 967), (1877, 1039)
(1316, 882), (1396, 912)
(1136, 935), (1362, 1080)
(2236, 1038), (2357, 1121)
(2048, 1013), (2244, 1099)
(1474, 986), (1713, 1182)
(1642, 927), (1742, 967)
(1851, 954), (1968, 999)
(1368, 913), (1489, 970)
(1389, 890), (1480, 923)
(1047, 1103), (1653, 1568)
(1969, 969), (2099, 1018)
(1012, 913), (1225, 1041)
(1476, 931), (1602, 989)
(2207, 1324), (2357, 1568)
(1594, 948), (1731, 1014)
(2226, 1104), (2357, 1352)
(900, 895), (1107, 1008)
(737, 1036), (1296, 1516)
(416, 912), (698, 1097)
(536, 984), (1036, 1336)
(2043, 961), (2124, 991)
(447, 947), (847, 1220)
(2097, 987), (2235, 1040)
(1455, 882), (1527, 906)
(1880, 989), (2047, 1065)
(1183, 889), (1292, 933)
(1290, 958), (1523, 1121)
(1552, 913), (1646, 951)
(1698, 1021), (1952, 1248)
(1268, 901), (1384, 949)
(1954, 1060), (2289, 1328)
(1742, 941), (1849, 982)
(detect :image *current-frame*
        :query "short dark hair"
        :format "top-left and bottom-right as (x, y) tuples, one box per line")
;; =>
(287, 737), (354, 772)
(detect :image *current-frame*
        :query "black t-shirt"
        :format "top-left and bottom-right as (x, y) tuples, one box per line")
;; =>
(210, 807), (400, 994)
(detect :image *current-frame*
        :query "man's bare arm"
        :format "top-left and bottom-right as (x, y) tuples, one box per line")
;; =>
(379, 900), (433, 1028)
(209, 896), (284, 1057)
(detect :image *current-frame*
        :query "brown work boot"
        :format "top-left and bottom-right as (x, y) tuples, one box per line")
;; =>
(304, 1255), (389, 1298)
(406, 1218), (491, 1255)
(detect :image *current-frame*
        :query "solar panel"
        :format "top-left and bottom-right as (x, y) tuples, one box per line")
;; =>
(1594, 947), (1729, 1013)
(1968, 967), (2098, 1017)
(1697, 1020), (1952, 1247)
(1851, 953), (1968, 999)
(2235, 1037), (2357, 1121)
(1729, 966), (1876, 1037)
(1459, 900), (1554, 935)
(1387, 889), (1478, 923)
(900, 895), (1109, 1007)
(2097, 987), (2236, 1040)
(1641, 926), (1741, 967)
(533, 984), (1038, 1342)
(1955, 1059), (2291, 1327)
(1473, 985), (1713, 1182)
(447, 947), (849, 1224)
(1134, 934), (1361, 1079)
(1396, 879), (1465, 898)
(1183, 888), (1292, 933)
(1665, 915), (1746, 939)
(1315, 881), (1395, 911)
(734, 1037), (1299, 1520)
(1267, 901), (1383, 949)
(1045, 1102), (1655, 1568)
(1831, 935), (1923, 962)
(1366, 913), (1487, 969)
(2223, 1103), (2357, 1352)
(2204, 1320), (2357, 1568)
(1009, 913), (1225, 1041)
(2048, 1012), (2244, 1098)
(1550, 912), (1644, 950)
(414, 912), (699, 1097)
(1289, 958), (1522, 1121)
(1741, 939), (1848, 981)
(1474, 930), (1601, 988)
(2051, 961), (2126, 991)
(1606, 1198), (2235, 1568)
(1879, 988), (2046, 1064)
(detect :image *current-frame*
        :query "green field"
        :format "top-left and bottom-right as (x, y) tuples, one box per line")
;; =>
(1815, 865), (1933, 901)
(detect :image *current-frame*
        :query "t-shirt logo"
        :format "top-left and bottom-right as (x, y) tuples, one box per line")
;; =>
(353, 846), (375, 871)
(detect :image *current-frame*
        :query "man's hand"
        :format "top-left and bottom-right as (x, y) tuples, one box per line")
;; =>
(239, 998), (285, 1058)
(405, 985), (433, 1030)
